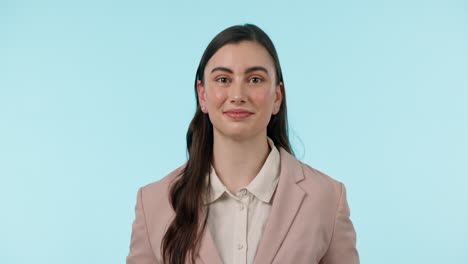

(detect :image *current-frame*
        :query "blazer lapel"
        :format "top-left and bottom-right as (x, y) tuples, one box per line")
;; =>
(254, 147), (306, 264)
(198, 218), (223, 264)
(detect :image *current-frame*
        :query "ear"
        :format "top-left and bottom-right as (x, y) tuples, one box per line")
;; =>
(273, 82), (283, 115)
(196, 80), (207, 112)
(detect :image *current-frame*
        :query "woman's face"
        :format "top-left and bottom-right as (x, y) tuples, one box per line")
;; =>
(197, 40), (283, 141)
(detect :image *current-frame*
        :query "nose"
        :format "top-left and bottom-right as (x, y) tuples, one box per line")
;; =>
(229, 81), (246, 104)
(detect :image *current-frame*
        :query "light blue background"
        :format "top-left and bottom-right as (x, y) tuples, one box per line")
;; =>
(1, 0), (467, 263)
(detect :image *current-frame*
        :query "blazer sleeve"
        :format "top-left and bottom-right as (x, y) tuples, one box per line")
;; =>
(320, 183), (360, 264)
(127, 187), (159, 264)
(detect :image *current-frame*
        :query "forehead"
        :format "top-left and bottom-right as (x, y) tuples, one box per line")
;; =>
(205, 41), (275, 73)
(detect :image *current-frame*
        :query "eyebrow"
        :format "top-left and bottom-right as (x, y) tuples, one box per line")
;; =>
(210, 66), (269, 75)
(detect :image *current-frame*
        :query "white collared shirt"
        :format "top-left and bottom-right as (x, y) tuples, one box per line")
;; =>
(203, 136), (281, 264)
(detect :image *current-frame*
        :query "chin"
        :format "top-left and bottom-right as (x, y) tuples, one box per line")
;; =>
(220, 127), (265, 141)
(213, 126), (248, 139)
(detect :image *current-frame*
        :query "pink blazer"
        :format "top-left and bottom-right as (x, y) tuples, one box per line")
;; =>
(127, 147), (359, 264)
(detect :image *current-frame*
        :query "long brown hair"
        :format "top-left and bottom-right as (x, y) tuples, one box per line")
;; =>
(161, 23), (295, 264)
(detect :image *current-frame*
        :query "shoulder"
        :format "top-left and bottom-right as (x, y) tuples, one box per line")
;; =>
(299, 161), (344, 194)
(278, 147), (345, 206)
(129, 163), (186, 258)
(138, 163), (187, 218)
(279, 147), (343, 196)
(292, 158), (346, 211)
(292, 160), (348, 227)
(140, 163), (186, 196)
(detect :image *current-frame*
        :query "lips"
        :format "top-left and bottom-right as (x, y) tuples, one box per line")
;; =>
(224, 109), (253, 114)
(223, 109), (253, 120)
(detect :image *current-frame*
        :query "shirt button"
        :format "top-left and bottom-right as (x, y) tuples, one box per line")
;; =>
(237, 244), (243, 250)
(239, 204), (244, 210)
(240, 189), (247, 195)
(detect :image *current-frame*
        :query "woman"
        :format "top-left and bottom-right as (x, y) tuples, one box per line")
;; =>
(127, 24), (359, 264)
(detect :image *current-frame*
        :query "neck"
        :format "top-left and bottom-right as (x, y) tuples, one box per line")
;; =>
(212, 132), (271, 194)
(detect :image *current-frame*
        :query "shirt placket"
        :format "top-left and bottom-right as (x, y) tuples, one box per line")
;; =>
(233, 188), (249, 264)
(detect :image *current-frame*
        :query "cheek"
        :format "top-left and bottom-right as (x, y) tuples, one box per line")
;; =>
(251, 89), (274, 108)
(206, 88), (227, 105)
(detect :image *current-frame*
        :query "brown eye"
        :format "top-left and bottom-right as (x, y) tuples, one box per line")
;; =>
(250, 77), (263, 84)
(216, 77), (229, 83)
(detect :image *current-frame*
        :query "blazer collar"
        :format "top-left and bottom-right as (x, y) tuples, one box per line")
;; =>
(253, 146), (306, 264)
(198, 146), (306, 264)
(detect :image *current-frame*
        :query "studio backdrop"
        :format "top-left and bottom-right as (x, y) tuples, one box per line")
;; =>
(1, 0), (467, 263)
